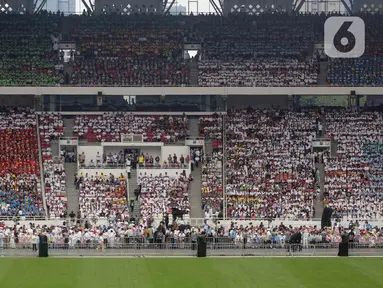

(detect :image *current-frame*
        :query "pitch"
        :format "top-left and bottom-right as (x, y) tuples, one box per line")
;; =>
(0, 258), (382, 287)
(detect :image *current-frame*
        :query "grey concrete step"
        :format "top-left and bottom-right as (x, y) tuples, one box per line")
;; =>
(189, 59), (198, 86)
(318, 61), (328, 86)
(50, 140), (60, 158)
(331, 140), (338, 158)
(314, 162), (325, 218)
(129, 169), (140, 216)
(65, 163), (79, 214)
(63, 118), (75, 138)
(188, 117), (200, 138)
(189, 165), (203, 218)
(205, 141), (213, 156)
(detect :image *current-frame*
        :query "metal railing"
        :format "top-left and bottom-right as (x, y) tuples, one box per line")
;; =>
(0, 84), (377, 88)
(78, 163), (190, 169)
(0, 242), (381, 257)
(35, 115), (48, 220)
(137, 163), (190, 169)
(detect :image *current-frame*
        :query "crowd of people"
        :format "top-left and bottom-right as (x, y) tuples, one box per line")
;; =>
(39, 112), (66, 218)
(70, 15), (189, 86)
(138, 172), (190, 222)
(1, 219), (383, 250)
(1, 13), (383, 86)
(0, 13), (63, 86)
(199, 115), (224, 216)
(197, 14), (319, 87)
(0, 108), (43, 216)
(77, 172), (128, 219)
(198, 59), (318, 87)
(327, 15), (383, 86)
(324, 110), (383, 220)
(225, 109), (318, 220)
(73, 113), (188, 143)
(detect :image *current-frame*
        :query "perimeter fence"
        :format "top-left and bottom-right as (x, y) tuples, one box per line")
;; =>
(1, 241), (383, 257)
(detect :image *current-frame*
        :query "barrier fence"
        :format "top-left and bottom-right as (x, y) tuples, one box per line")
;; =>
(1, 241), (383, 257)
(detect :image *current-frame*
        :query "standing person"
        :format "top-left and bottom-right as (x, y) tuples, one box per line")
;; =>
(303, 229), (309, 249)
(242, 229), (248, 250)
(38, 232), (48, 257)
(97, 232), (105, 251)
(195, 149), (200, 168)
(32, 232), (38, 252)
(0, 228), (4, 255)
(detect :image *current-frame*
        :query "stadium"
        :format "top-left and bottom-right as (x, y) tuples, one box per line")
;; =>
(1, 0), (383, 286)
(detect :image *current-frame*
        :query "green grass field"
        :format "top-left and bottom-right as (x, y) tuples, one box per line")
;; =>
(0, 258), (382, 288)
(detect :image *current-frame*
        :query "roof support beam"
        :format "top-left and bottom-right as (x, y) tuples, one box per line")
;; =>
(209, 0), (222, 15)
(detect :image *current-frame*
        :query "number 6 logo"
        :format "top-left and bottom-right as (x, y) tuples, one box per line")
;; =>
(324, 17), (365, 58)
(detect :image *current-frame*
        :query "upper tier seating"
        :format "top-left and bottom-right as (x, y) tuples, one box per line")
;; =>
(0, 13), (63, 86)
(70, 15), (189, 86)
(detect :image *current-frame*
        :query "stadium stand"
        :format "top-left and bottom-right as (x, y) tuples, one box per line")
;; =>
(78, 172), (128, 219)
(0, 107), (43, 216)
(324, 110), (383, 219)
(2, 12), (383, 232)
(199, 115), (224, 216)
(0, 13), (63, 86)
(225, 109), (318, 219)
(327, 15), (383, 86)
(138, 171), (190, 222)
(39, 112), (66, 218)
(73, 114), (188, 143)
(197, 14), (319, 87)
(70, 15), (190, 86)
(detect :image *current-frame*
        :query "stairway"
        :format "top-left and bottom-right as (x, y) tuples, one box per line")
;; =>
(189, 165), (203, 218)
(129, 169), (140, 217)
(50, 140), (59, 158)
(314, 162), (325, 218)
(65, 163), (79, 214)
(318, 62), (328, 86)
(205, 141), (213, 156)
(318, 113), (326, 138)
(63, 118), (75, 137)
(189, 58), (198, 86)
(188, 117), (199, 137)
(330, 140), (338, 158)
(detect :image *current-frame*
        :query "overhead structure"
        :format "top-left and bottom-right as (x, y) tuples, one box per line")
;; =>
(293, 0), (355, 14)
(33, 0), (47, 12)
(0, 0), (32, 13)
(163, 0), (176, 14)
(94, 0), (162, 14)
(223, 0), (292, 15)
(81, 0), (94, 13)
(353, 0), (383, 13)
(209, 0), (223, 15)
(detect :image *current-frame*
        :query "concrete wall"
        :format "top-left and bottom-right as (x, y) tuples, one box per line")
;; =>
(161, 146), (190, 163)
(137, 168), (190, 178)
(104, 146), (161, 160)
(78, 144), (188, 166)
(78, 168), (127, 177)
(78, 145), (103, 166)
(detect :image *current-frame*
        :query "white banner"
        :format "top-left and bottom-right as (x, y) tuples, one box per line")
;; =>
(186, 139), (204, 146)
(121, 134), (143, 143)
(59, 139), (78, 145)
(184, 44), (201, 50)
(59, 43), (75, 50)
(312, 141), (330, 147)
